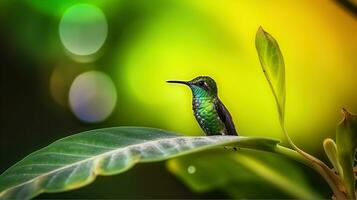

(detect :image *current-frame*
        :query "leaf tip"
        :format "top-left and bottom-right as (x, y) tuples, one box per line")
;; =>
(256, 26), (265, 37)
(323, 138), (336, 148)
(341, 108), (352, 121)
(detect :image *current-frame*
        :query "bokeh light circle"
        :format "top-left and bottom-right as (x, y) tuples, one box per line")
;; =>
(59, 4), (108, 56)
(69, 71), (117, 123)
(187, 165), (196, 174)
(50, 64), (89, 106)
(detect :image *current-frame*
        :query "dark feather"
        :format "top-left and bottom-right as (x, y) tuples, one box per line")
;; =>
(215, 98), (238, 136)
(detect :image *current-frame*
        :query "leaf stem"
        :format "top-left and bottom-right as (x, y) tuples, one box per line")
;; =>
(279, 123), (347, 200)
(273, 144), (309, 165)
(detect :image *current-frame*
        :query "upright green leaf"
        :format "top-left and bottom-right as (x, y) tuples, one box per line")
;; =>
(336, 109), (357, 199)
(255, 27), (346, 198)
(167, 150), (322, 199)
(0, 126), (278, 199)
(255, 26), (286, 124)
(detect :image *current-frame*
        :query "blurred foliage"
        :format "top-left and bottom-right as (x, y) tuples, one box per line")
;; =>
(1, 0), (356, 149)
(0, 0), (356, 198)
(167, 149), (324, 199)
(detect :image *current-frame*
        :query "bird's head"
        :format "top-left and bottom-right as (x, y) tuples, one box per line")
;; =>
(167, 76), (218, 96)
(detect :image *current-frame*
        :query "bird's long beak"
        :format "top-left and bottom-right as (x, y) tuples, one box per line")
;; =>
(166, 80), (189, 85)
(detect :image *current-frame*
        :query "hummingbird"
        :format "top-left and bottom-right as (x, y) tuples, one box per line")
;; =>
(167, 76), (238, 136)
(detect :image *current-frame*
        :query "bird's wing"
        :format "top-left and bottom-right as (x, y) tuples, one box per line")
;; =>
(215, 99), (238, 136)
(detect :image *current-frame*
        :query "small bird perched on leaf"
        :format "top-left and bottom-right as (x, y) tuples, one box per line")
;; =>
(167, 76), (238, 136)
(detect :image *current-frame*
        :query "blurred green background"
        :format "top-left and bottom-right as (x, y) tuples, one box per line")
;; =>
(0, 0), (356, 198)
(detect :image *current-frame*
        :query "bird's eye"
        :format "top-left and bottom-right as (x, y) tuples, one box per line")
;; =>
(199, 81), (205, 86)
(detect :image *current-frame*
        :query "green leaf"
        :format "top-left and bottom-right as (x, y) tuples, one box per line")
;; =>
(255, 27), (347, 199)
(336, 108), (357, 199)
(167, 149), (322, 199)
(0, 126), (278, 199)
(255, 26), (286, 124)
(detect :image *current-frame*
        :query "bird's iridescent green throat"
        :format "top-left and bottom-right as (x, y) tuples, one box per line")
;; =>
(167, 76), (238, 136)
